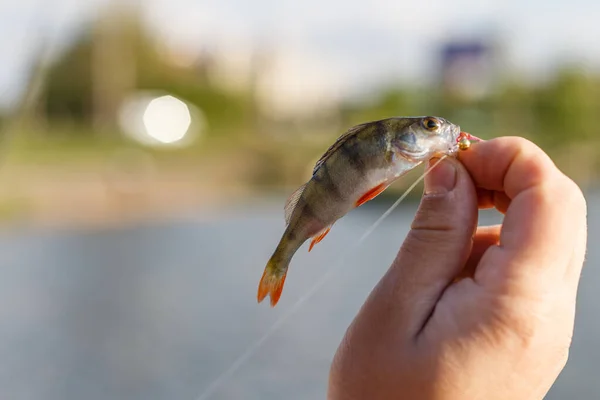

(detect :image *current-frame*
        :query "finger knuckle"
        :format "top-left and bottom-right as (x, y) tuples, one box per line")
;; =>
(403, 229), (449, 253)
(544, 175), (588, 219)
(558, 339), (571, 368)
(488, 296), (540, 346)
(517, 147), (555, 183)
(499, 136), (538, 151)
(563, 177), (587, 213)
(410, 202), (456, 234)
(548, 331), (572, 372)
(416, 193), (452, 217)
(507, 310), (539, 345)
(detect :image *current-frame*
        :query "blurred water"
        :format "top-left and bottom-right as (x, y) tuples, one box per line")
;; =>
(0, 194), (597, 400)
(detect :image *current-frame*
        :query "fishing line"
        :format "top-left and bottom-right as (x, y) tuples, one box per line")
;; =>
(195, 155), (449, 400)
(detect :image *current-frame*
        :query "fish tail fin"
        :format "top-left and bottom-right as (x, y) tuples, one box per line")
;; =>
(257, 255), (289, 307)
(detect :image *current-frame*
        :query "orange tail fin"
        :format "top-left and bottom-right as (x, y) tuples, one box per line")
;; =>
(257, 260), (288, 307)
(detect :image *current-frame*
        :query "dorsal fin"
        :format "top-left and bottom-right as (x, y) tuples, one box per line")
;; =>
(312, 122), (370, 175)
(284, 183), (306, 225)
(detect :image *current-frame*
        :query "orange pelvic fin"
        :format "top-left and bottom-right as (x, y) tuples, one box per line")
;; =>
(257, 264), (287, 307)
(308, 226), (331, 252)
(355, 183), (388, 207)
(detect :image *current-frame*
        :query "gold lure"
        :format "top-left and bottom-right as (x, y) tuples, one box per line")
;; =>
(458, 137), (471, 150)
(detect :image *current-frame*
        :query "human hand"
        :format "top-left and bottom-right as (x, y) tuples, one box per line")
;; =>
(328, 137), (588, 400)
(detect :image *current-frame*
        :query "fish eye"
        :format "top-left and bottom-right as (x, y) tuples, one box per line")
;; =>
(422, 117), (440, 131)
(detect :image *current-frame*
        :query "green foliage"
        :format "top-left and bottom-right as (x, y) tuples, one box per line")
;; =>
(354, 90), (410, 121)
(142, 81), (251, 133)
(344, 67), (600, 151)
(41, 8), (254, 137)
(44, 34), (95, 121)
(531, 69), (599, 147)
(26, 6), (600, 189)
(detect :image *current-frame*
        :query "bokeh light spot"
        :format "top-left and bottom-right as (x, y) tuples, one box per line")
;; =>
(142, 95), (191, 144)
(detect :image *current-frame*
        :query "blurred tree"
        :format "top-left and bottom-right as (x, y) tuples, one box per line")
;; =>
(41, 3), (254, 136)
(44, 32), (95, 123)
(31, 6), (600, 189)
(341, 88), (416, 127)
(531, 68), (599, 147)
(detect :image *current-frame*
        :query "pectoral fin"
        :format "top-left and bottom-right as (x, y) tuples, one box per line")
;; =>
(355, 183), (388, 207)
(308, 226), (331, 252)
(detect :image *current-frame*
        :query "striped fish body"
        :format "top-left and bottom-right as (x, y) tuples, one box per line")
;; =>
(285, 122), (416, 249)
(258, 116), (461, 306)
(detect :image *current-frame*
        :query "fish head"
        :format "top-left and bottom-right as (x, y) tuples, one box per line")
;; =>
(390, 116), (461, 161)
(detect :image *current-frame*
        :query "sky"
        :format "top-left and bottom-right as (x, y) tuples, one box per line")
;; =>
(1, 0), (600, 111)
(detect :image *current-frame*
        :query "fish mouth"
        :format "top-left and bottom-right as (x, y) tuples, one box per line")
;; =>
(452, 125), (462, 143)
(444, 124), (462, 154)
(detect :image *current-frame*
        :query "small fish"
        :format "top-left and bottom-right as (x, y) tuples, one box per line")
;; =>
(258, 116), (468, 307)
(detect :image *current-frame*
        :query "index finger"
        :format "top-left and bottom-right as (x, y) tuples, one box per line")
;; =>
(458, 137), (587, 288)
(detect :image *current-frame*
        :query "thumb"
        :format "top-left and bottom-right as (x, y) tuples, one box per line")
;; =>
(360, 157), (478, 338)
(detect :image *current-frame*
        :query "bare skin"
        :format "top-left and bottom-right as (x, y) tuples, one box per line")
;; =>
(328, 137), (587, 400)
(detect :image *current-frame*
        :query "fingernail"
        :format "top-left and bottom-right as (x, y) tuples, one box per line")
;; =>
(424, 158), (456, 194)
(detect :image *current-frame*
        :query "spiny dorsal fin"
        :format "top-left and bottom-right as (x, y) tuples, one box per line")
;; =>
(284, 183), (306, 225)
(312, 122), (370, 175)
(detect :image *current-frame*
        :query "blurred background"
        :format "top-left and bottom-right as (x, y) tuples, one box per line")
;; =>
(0, 0), (599, 399)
